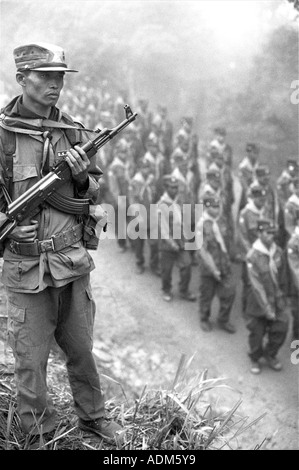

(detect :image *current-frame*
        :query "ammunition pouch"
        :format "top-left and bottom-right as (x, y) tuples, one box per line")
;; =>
(82, 205), (108, 250)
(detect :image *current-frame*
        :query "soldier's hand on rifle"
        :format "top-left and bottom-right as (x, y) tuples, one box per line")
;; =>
(9, 219), (39, 243)
(65, 145), (90, 187)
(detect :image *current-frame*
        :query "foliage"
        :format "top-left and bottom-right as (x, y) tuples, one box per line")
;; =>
(0, 353), (265, 450)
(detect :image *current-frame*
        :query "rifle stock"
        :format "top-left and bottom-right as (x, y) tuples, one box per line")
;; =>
(0, 105), (137, 242)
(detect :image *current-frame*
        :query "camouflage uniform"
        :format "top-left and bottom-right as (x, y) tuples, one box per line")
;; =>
(287, 224), (299, 340)
(238, 185), (267, 312)
(0, 43), (109, 435)
(253, 165), (286, 248)
(284, 179), (299, 238)
(107, 139), (131, 250)
(245, 221), (289, 365)
(129, 160), (159, 274)
(196, 196), (236, 332)
(157, 176), (195, 302)
(276, 159), (298, 209)
(238, 143), (260, 212)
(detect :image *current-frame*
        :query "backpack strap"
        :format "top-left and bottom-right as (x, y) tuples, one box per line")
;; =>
(0, 125), (15, 198)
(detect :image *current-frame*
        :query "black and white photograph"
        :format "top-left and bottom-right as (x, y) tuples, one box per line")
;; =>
(0, 0), (298, 453)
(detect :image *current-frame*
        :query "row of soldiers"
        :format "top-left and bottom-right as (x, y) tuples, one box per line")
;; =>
(94, 95), (298, 375)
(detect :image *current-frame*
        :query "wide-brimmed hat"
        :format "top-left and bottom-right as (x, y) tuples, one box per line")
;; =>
(14, 42), (78, 72)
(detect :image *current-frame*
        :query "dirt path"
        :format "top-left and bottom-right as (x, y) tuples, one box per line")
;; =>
(90, 237), (298, 450)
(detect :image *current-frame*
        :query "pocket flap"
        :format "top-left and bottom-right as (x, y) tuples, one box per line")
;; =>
(9, 303), (25, 323)
(13, 164), (38, 182)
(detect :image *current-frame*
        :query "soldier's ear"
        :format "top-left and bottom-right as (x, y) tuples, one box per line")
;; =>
(16, 72), (27, 87)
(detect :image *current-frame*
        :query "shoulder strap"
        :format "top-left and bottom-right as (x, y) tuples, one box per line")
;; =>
(0, 125), (15, 197)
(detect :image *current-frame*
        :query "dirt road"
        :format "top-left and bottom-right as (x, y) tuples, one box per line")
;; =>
(90, 237), (298, 450)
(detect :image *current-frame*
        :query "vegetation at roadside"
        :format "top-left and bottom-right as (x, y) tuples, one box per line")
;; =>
(0, 353), (265, 450)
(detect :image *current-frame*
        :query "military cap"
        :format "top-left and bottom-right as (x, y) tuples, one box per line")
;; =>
(255, 165), (270, 177)
(246, 142), (259, 153)
(249, 183), (267, 198)
(14, 42), (78, 72)
(257, 219), (277, 233)
(163, 175), (179, 188)
(287, 158), (299, 170)
(146, 132), (159, 146)
(201, 195), (221, 208)
(214, 127), (226, 136)
(206, 167), (221, 180)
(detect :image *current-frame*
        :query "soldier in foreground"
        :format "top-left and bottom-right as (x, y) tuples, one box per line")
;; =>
(0, 43), (122, 442)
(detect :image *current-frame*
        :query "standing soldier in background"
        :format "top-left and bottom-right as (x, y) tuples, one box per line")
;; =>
(284, 177), (299, 238)
(143, 132), (167, 203)
(135, 98), (152, 148)
(254, 164), (286, 248)
(286, 209), (299, 341)
(129, 159), (159, 275)
(238, 184), (267, 314)
(238, 143), (260, 212)
(107, 138), (131, 252)
(157, 175), (196, 302)
(157, 104), (173, 161)
(196, 195), (236, 334)
(276, 158), (298, 208)
(245, 220), (289, 374)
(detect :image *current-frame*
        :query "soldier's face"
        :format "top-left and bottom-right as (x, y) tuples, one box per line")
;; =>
(254, 196), (266, 209)
(167, 186), (178, 199)
(260, 230), (275, 248)
(18, 70), (65, 115)
(207, 206), (220, 218)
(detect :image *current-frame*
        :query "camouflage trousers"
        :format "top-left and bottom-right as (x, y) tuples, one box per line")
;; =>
(160, 249), (192, 295)
(198, 272), (236, 324)
(245, 314), (289, 361)
(6, 275), (105, 434)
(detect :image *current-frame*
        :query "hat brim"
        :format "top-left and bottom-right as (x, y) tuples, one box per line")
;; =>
(31, 66), (78, 72)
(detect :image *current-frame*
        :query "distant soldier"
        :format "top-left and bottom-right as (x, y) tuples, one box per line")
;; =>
(143, 132), (167, 202)
(196, 195), (236, 334)
(238, 184), (267, 313)
(157, 104), (174, 159)
(129, 159), (159, 275)
(254, 164), (286, 248)
(277, 158), (298, 208)
(238, 143), (260, 211)
(173, 116), (193, 149)
(284, 177), (299, 238)
(209, 127), (233, 168)
(245, 220), (289, 374)
(208, 150), (235, 258)
(157, 175), (196, 302)
(107, 138), (130, 251)
(286, 209), (299, 340)
(199, 167), (222, 200)
(135, 98), (153, 147)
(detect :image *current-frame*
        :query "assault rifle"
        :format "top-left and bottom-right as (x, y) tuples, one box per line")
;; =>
(0, 105), (137, 242)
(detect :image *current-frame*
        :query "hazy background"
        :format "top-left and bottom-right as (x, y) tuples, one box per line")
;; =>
(0, 0), (298, 176)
